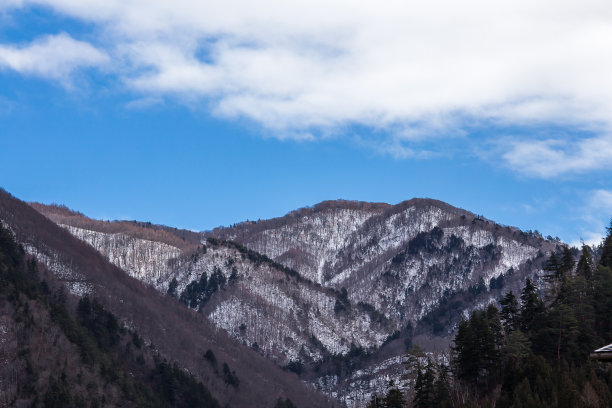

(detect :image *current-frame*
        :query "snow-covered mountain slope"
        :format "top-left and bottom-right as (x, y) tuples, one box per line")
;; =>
(31, 198), (562, 407)
(60, 224), (183, 284)
(33, 219), (397, 364)
(188, 240), (392, 361)
(214, 201), (391, 284)
(212, 199), (557, 324)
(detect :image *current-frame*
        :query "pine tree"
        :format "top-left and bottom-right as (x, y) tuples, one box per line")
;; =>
(500, 291), (519, 333)
(167, 277), (178, 297)
(600, 219), (612, 268)
(558, 247), (575, 279)
(383, 381), (406, 408)
(542, 253), (560, 282)
(453, 318), (478, 382)
(592, 264), (612, 340)
(575, 244), (594, 279)
(453, 306), (503, 388)
(432, 364), (452, 408)
(547, 303), (578, 362)
(519, 279), (544, 334)
(483, 304), (503, 384)
(503, 330), (531, 362)
(413, 361), (435, 408)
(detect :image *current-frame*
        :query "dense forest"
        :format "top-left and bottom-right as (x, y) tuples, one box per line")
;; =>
(0, 223), (221, 407)
(369, 221), (612, 408)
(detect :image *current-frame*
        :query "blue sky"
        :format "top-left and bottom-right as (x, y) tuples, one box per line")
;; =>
(1, 1), (611, 245)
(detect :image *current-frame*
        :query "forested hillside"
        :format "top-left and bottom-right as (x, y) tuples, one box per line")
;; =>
(0, 223), (220, 407)
(369, 222), (612, 407)
(0, 189), (331, 408)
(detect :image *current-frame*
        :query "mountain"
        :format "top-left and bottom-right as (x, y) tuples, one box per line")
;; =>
(27, 196), (560, 406)
(208, 199), (560, 403)
(0, 224), (222, 407)
(210, 199), (557, 325)
(0, 190), (330, 408)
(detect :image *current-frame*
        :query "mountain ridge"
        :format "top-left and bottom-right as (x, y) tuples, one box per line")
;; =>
(27, 194), (561, 406)
(1, 189), (331, 407)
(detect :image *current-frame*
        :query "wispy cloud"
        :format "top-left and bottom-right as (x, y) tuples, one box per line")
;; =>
(500, 134), (612, 178)
(571, 189), (612, 247)
(3, 1), (612, 176)
(0, 0), (23, 10)
(0, 96), (16, 115)
(0, 33), (109, 85)
(592, 190), (612, 210)
(124, 96), (164, 110)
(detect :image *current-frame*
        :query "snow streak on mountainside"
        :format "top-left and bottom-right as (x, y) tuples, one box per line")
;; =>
(187, 242), (391, 360)
(38, 222), (396, 362)
(212, 199), (556, 325)
(31, 198), (561, 407)
(60, 224), (182, 284)
(220, 205), (389, 284)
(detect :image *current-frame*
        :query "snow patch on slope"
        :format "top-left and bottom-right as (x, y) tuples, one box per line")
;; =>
(60, 225), (182, 284)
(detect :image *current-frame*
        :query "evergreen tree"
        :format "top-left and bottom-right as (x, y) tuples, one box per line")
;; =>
(500, 291), (519, 333)
(483, 304), (503, 383)
(503, 330), (531, 362)
(558, 247), (575, 279)
(413, 361), (435, 408)
(592, 264), (612, 339)
(600, 219), (612, 268)
(167, 277), (178, 298)
(554, 269), (597, 361)
(519, 279), (544, 334)
(542, 253), (560, 282)
(383, 381), (406, 408)
(575, 244), (594, 279)
(547, 303), (578, 362)
(453, 318), (477, 382)
(453, 305), (503, 388)
(432, 364), (452, 408)
(229, 267), (238, 282)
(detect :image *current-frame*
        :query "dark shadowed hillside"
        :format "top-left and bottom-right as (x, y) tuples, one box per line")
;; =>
(0, 189), (331, 408)
(0, 224), (220, 407)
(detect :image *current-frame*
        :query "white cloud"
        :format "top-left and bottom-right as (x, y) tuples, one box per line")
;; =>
(0, 96), (15, 115)
(569, 233), (605, 249)
(4, 0), (612, 173)
(500, 134), (612, 178)
(0, 33), (108, 84)
(124, 96), (164, 110)
(0, 0), (23, 10)
(571, 189), (612, 247)
(592, 190), (612, 210)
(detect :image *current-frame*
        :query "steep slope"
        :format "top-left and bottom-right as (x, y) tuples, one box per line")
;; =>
(31, 197), (561, 406)
(29, 204), (397, 364)
(213, 200), (391, 284)
(0, 189), (331, 408)
(209, 199), (560, 405)
(211, 199), (557, 326)
(173, 239), (393, 360)
(0, 226), (221, 407)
